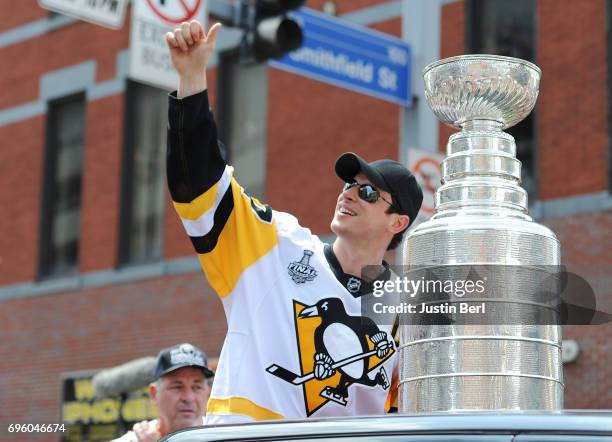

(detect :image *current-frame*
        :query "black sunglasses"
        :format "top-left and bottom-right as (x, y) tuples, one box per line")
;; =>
(342, 182), (398, 210)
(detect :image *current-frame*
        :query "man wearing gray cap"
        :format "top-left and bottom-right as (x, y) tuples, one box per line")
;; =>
(111, 343), (213, 442)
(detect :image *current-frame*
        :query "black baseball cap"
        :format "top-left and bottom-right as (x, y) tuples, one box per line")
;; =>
(335, 152), (423, 226)
(153, 343), (214, 380)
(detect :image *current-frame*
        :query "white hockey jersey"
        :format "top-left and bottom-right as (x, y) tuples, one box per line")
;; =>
(173, 165), (397, 424)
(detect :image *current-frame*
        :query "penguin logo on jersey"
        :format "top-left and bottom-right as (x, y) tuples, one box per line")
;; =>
(287, 250), (317, 284)
(266, 298), (393, 415)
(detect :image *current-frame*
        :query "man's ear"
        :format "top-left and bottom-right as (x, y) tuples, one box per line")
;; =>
(149, 382), (158, 403)
(389, 214), (410, 234)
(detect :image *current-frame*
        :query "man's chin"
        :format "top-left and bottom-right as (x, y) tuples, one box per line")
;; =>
(330, 217), (346, 234)
(170, 415), (201, 432)
(331, 217), (356, 237)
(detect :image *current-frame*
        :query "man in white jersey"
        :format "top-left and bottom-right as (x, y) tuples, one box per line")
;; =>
(164, 20), (423, 424)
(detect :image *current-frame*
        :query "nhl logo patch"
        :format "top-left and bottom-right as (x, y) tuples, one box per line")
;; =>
(288, 250), (318, 284)
(346, 277), (362, 294)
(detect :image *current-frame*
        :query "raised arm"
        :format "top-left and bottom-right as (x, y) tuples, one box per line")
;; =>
(165, 21), (223, 203)
(164, 21), (278, 298)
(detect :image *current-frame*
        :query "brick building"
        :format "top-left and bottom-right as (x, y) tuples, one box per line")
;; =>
(0, 0), (610, 440)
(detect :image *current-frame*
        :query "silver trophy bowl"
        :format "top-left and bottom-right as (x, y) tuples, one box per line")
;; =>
(399, 55), (563, 412)
(423, 54), (541, 129)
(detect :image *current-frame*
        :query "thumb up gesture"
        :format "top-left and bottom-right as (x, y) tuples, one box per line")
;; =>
(165, 20), (221, 86)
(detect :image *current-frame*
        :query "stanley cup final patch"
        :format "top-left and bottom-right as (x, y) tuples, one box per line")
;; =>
(288, 250), (318, 284)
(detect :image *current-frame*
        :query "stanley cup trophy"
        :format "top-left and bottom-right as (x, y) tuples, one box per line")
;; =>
(399, 55), (563, 412)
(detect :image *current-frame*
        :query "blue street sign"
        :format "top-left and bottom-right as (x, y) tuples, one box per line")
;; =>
(269, 7), (412, 107)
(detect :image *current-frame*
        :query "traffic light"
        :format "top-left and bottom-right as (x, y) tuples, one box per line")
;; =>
(252, 0), (305, 61)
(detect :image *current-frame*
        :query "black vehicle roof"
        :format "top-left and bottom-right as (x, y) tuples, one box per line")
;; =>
(162, 411), (612, 442)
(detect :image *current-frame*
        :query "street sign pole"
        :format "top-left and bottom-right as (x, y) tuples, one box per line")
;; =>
(207, 0), (243, 25)
(400, 0), (448, 160)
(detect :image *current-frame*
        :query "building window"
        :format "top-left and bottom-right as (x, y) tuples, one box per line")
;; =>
(39, 94), (86, 278)
(118, 81), (167, 265)
(466, 0), (537, 199)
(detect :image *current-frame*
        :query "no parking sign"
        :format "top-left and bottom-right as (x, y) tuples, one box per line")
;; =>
(407, 148), (443, 221)
(144, 0), (203, 24)
(129, 0), (208, 90)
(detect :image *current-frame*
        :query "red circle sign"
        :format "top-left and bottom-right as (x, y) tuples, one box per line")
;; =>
(412, 156), (441, 215)
(145, 0), (202, 25)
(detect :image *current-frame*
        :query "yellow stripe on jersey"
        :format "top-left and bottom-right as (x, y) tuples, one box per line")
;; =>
(173, 180), (221, 221)
(207, 396), (285, 421)
(173, 168), (232, 222)
(199, 177), (277, 297)
(385, 315), (399, 412)
(385, 382), (398, 412)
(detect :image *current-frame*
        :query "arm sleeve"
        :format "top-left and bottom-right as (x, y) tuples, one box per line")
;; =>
(167, 90), (226, 203)
(166, 90), (278, 298)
